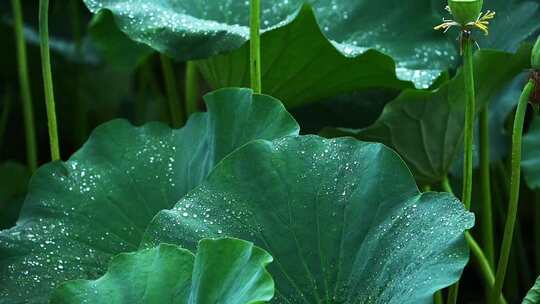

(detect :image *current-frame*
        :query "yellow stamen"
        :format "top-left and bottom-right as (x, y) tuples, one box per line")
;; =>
(468, 10), (496, 35)
(473, 22), (489, 35)
(434, 20), (460, 32)
(434, 10), (496, 39)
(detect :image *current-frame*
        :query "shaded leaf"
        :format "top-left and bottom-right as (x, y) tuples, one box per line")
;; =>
(483, 73), (529, 163)
(81, 0), (540, 106)
(0, 88), (299, 303)
(0, 162), (29, 229)
(142, 135), (475, 303)
(322, 47), (531, 183)
(198, 0), (540, 106)
(88, 10), (153, 69)
(50, 238), (274, 304)
(197, 6), (414, 108)
(477, 1), (540, 53)
(291, 89), (400, 134)
(82, 0), (455, 88)
(523, 274), (540, 304)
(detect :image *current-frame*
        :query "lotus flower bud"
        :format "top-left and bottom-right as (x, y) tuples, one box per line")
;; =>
(448, 0), (483, 25)
(533, 35), (540, 69)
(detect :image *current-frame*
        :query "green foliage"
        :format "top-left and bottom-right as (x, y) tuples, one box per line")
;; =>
(321, 47), (531, 183)
(522, 116), (540, 190)
(533, 35), (540, 69)
(3, 0), (540, 303)
(88, 10), (153, 69)
(0, 88), (298, 303)
(82, 0), (456, 88)
(523, 275), (540, 304)
(142, 135), (474, 303)
(197, 6), (413, 108)
(50, 238), (274, 304)
(0, 162), (29, 229)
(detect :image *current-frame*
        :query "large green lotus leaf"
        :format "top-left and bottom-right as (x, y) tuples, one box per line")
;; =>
(88, 10), (153, 69)
(321, 47), (531, 183)
(197, 6), (414, 107)
(0, 88), (299, 303)
(523, 275), (540, 304)
(50, 238), (274, 304)
(82, 0), (540, 104)
(523, 116), (540, 190)
(477, 0), (540, 53)
(291, 72), (449, 134)
(197, 1), (540, 106)
(291, 89), (401, 134)
(82, 0), (455, 89)
(142, 136), (475, 303)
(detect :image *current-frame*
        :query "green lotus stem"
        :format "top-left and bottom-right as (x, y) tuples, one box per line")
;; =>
(434, 291), (444, 304)
(39, 0), (61, 161)
(159, 54), (184, 128)
(491, 80), (535, 304)
(185, 61), (200, 116)
(442, 176), (506, 304)
(479, 109), (494, 268)
(12, 0), (38, 172)
(462, 37), (475, 211)
(447, 33), (477, 304)
(250, 0), (262, 93)
(466, 233), (507, 304)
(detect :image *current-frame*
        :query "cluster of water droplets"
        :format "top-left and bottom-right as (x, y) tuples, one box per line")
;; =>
(0, 122), (188, 301)
(82, 0), (457, 88)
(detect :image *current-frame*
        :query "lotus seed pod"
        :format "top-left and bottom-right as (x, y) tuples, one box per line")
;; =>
(448, 0), (484, 25)
(532, 35), (540, 69)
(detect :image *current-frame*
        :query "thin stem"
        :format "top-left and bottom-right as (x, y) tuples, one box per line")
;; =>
(442, 176), (507, 304)
(462, 37), (476, 210)
(466, 233), (507, 304)
(442, 176), (454, 195)
(159, 54), (184, 128)
(249, 0), (261, 93)
(434, 291), (444, 304)
(491, 80), (535, 303)
(447, 36), (477, 304)
(39, 0), (61, 161)
(185, 61), (200, 116)
(12, 0), (38, 172)
(479, 109), (495, 268)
